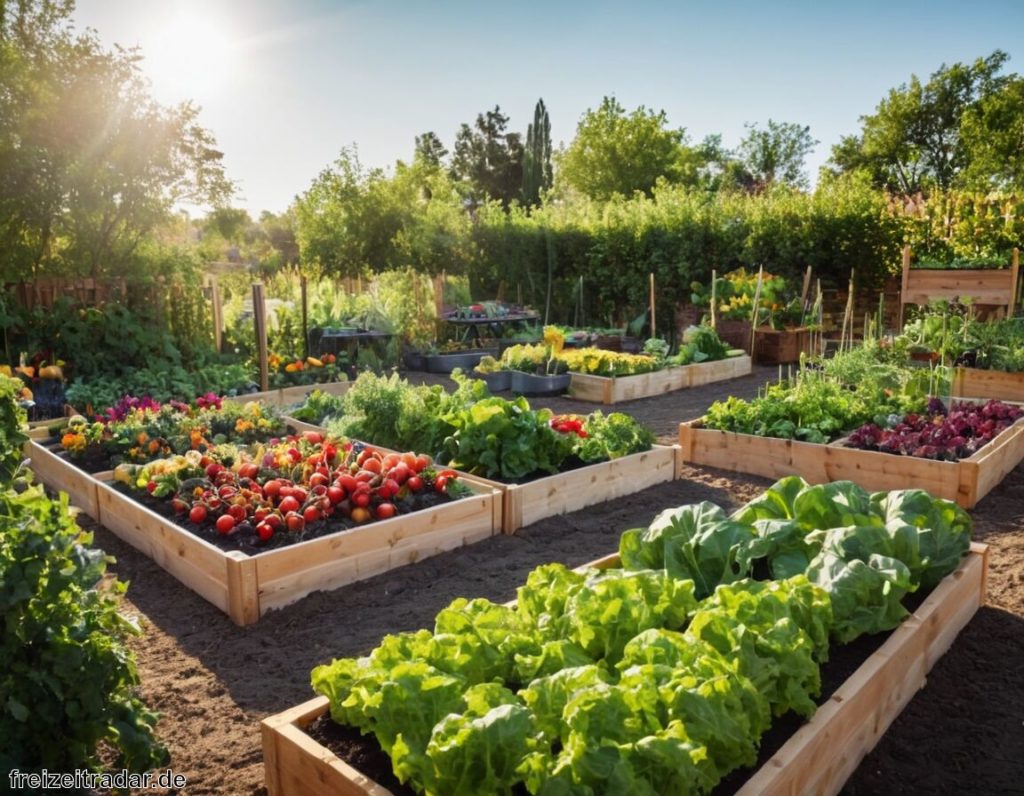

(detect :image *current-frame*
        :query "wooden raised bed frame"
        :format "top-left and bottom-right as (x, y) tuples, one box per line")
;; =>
(25, 438), (105, 520)
(261, 543), (987, 796)
(282, 418), (682, 535)
(568, 354), (752, 405)
(93, 476), (500, 626)
(952, 366), (1024, 403)
(679, 413), (1024, 509)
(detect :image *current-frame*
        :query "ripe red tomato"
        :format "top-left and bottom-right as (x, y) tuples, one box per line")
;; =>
(390, 463), (411, 485)
(414, 454), (431, 473)
(352, 491), (370, 508)
(216, 514), (236, 534)
(326, 486), (345, 504)
(303, 505), (321, 523)
(285, 511), (306, 532)
(302, 430), (323, 445)
(263, 479), (283, 499)
(362, 457), (382, 475)
(434, 475), (449, 493)
(309, 472), (329, 489)
(339, 474), (358, 493)
(376, 502), (396, 520)
(189, 505), (207, 524)
(238, 462), (260, 480)
(278, 495), (300, 515)
(228, 504), (248, 522)
(380, 478), (400, 499)
(256, 522), (274, 541)
(406, 475), (424, 493)
(205, 463), (223, 479)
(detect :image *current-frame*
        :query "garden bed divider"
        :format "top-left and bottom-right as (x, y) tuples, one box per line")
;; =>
(225, 381), (350, 408)
(679, 414), (1024, 509)
(568, 353), (752, 405)
(261, 542), (987, 796)
(93, 475), (500, 626)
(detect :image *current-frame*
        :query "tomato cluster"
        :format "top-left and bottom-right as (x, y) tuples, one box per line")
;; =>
(162, 432), (456, 542)
(549, 415), (589, 438)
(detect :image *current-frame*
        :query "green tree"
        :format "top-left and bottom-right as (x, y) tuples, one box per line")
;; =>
(557, 96), (686, 201)
(414, 131), (448, 169)
(522, 98), (553, 207)
(737, 120), (818, 191)
(960, 76), (1024, 191)
(450, 106), (524, 207)
(826, 51), (1016, 193)
(0, 0), (232, 281)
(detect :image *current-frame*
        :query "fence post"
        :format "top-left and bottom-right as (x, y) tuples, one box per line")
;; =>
(300, 274), (309, 358)
(209, 276), (223, 352)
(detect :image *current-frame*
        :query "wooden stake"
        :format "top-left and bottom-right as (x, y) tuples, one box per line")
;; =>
(897, 245), (911, 331)
(1010, 247), (1020, 316)
(800, 265), (812, 305)
(300, 274), (309, 358)
(253, 282), (269, 392)
(209, 276), (223, 353)
(649, 272), (656, 338)
(710, 269), (717, 330)
(749, 265), (765, 356)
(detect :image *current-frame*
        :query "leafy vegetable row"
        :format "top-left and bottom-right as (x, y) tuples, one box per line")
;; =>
(311, 478), (971, 795)
(291, 372), (655, 481)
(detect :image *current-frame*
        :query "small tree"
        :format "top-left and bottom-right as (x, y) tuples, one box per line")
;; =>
(737, 120), (817, 191)
(522, 98), (553, 207)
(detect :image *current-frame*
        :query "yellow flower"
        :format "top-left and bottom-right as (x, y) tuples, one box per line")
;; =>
(543, 326), (565, 356)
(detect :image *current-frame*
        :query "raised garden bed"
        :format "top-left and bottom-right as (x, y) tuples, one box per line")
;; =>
(425, 350), (498, 374)
(508, 370), (571, 396)
(952, 366), (1024, 402)
(474, 444), (681, 532)
(282, 419), (680, 534)
(261, 543), (987, 796)
(568, 354), (752, 405)
(24, 438), (105, 519)
(679, 414), (1024, 509)
(92, 474), (501, 625)
(754, 327), (811, 364)
(225, 380), (350, 408)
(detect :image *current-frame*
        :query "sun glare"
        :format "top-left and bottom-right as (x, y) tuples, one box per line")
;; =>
(145, 11), (236, 101)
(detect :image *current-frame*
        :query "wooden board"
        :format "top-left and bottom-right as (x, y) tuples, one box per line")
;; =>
(225, 381), (350, 408)
(491, 445), (681, 532)
(568, 355), (752, 405)
(952, 366), (1024, 402)
(679, 416), (1024, 509)
(901, 268), (1018, 308)
(261, 545), (987, 796)
(25, 440), (103, 519)
(94, 477), (499, 626)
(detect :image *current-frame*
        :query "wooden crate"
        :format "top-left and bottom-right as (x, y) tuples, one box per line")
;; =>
(679, 415), (1024, 509)
(951, 366), (1024, 402)
(568, 355), (752, 405)
(261, 544), (987, 796)
(479, 445), (681, 533)
(93, 477), (501, 626)
(25, 440), (105, 520)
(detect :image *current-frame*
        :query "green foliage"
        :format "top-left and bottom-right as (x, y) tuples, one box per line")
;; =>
(65, 363), (254, 412)
(0, 1), (231, 282)
(0, 375), (28, 480)
(287, 389), (346, 424)
(310, 476), (969, 795)
(450, 106), (524, 207)
(576, 412), (655, 463)
(522, 99), (552, 207)
(0, 483), (168, 774)
(556, 96), (687, 201)
(825, 50), (1023, 193)
(737, 120), (818, 191)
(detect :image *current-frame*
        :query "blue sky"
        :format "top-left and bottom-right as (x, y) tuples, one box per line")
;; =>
(72, 0), (1024, 214)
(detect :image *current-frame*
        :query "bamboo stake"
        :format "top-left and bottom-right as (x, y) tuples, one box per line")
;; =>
(252, 282), (269, 392)
(749, 265), (765, 356)
(710, 269), (718, 330)
(209, 276), (223, 353)
(649, 272), (656, 338)
(300, 274), (309, 358)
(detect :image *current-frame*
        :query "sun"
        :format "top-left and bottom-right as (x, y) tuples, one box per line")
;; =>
(144, 11), (236, 101)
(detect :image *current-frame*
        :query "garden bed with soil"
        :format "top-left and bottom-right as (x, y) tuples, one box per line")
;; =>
(263, 543), (986, 795)
(568, 353), (752, 404)
(69, 367), (1024, 794)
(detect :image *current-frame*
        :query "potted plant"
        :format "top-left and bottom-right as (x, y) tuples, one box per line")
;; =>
(472, 355), (510, 392)
(506, 326), (571, 396)
(425, 340), (500, 374)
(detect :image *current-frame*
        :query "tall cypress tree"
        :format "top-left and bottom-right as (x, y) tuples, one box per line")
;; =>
(522, 99), (552, 207)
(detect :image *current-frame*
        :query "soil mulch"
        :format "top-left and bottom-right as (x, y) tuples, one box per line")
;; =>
(78, 365), (1023, 794)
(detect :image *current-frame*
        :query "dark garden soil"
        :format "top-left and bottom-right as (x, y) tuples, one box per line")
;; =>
(78, 365), (1024, 794)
